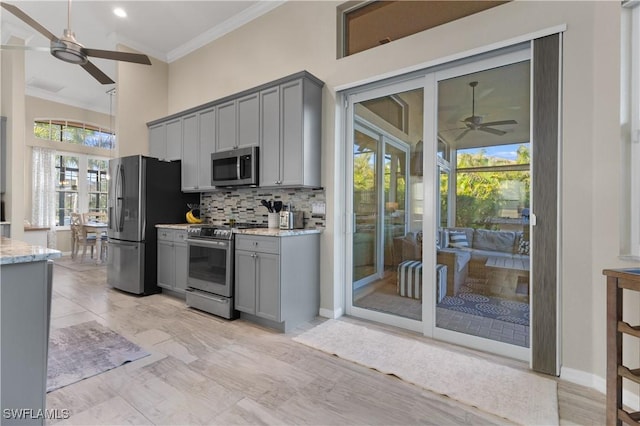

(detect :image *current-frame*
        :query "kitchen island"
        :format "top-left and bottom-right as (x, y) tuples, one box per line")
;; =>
(1, 237), (61, 425)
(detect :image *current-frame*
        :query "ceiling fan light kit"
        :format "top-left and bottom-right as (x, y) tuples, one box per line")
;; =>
(50, 30), (87, 65)
(0, 0), (151, 84)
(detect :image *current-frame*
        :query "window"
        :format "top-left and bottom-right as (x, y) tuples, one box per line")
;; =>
(455, 143), (530, 228)
(35, 119), (115, 150)
(338, 1), (509, 58)
(54, 153), (109, 227)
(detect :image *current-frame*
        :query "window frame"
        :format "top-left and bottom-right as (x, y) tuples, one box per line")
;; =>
(623, 0), (640, 259)
(54, 152), (109, 229)
(35, 119), (116, 150)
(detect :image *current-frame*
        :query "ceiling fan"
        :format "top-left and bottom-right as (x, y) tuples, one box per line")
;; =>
(454, 81), (517, 141)
(0, 0), (151, 85)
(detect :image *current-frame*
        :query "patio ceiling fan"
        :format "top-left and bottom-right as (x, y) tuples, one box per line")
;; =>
(454, 81), (518, 141)
(0, 0), (151, 85)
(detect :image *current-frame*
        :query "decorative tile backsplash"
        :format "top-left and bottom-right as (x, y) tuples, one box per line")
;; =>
(200, 188), (326, 229)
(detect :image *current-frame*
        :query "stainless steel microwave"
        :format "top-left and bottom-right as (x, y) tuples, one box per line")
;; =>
(211, 146), (259, 187)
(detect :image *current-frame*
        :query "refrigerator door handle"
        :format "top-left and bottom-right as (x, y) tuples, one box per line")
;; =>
(116, 164), (125, 232)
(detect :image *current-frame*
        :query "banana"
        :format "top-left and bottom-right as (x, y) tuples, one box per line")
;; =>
(186, 210), (202, 224)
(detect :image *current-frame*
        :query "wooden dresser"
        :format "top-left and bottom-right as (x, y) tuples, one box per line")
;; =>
(603, 268), (640, 425)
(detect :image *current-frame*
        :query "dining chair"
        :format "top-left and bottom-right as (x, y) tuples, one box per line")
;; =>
(70, 212), (97, 262)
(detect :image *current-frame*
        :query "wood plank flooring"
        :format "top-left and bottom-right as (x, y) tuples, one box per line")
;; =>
(47, 259), (605, 425)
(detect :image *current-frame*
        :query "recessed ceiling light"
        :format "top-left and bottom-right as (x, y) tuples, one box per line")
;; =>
(113, 7), (127, 18)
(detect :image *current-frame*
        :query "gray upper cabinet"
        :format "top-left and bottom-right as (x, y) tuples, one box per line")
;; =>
(216, 100), (236, 152)
(148, 122), (166, 160)
(148, 71), (323, 190)
(181, 108), (216, 192)
(149, 118), (182, 161)
(260, 86), (280, 188)
(216, 92), (260, 152)
(259, 76), (323, 188)
(181, 113), (199, 191)
(198, 108), (216, 190)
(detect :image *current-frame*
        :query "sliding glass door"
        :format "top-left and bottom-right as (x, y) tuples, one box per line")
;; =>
(346, 80), (425, 331)
(430, 52), (532, 361)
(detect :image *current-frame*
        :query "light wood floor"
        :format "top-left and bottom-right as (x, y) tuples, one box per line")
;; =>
(47, 259), (605, 425)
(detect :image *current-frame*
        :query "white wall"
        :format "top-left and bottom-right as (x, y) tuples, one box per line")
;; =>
(162, 0), (636, 392)
(116, 45), (169, 157)
(0, 37), (26, 241)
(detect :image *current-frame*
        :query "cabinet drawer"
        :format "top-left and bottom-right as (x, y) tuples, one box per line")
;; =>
(235, 235), (279, 254)
(157, 228), (175, 241)
(174, 230), (188, 244)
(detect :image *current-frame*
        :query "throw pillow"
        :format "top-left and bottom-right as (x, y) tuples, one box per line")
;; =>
(518, 236), (530, 255)
(449, 230), (469, 248)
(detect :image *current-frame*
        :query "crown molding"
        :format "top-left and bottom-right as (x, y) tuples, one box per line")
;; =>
(166, 1), (286, 63)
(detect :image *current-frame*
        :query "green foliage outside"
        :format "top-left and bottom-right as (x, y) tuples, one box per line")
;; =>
(451, 144), (530, 228)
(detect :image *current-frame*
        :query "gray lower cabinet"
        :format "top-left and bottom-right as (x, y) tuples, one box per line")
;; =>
(1, 259), (53, 425)
(157, 228), (188, 295)
(234, 233), (319, 331)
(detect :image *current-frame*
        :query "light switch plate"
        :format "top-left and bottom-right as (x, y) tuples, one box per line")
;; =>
(311, 202), (326, 215)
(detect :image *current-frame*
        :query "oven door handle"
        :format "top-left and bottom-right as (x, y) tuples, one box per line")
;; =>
(187, 239), (230, 248)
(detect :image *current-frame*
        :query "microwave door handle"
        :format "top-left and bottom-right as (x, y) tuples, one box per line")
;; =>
(236, 155), (241, 180)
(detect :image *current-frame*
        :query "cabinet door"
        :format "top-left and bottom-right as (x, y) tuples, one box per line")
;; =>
(174, 243), (188, 293)
(256, 252), (281, 322)
(198, 108), (216, 190)
(216, 100), (237, 151)
(157, 241), (174, 289)
(165, 118), (182, 161)
(260, 86), (281, 186)
(148, 123), (166, 160)
(280, 80), (304, 186)
(237, 92), (259, 148)
(181, 113), (199, 191)
(235, 250), (257, 314)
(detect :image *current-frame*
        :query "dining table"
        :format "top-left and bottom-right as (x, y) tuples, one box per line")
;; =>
(83, 222), (108, 263)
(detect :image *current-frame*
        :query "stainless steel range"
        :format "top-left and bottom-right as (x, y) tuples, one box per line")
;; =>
(185, 225), (237, 319)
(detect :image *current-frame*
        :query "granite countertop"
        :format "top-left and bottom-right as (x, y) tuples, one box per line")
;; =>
(155, 223), (192, 230)
(0, 237), (62, 265)
(234, 228), (323, 237)
(155, 223), (323, 237)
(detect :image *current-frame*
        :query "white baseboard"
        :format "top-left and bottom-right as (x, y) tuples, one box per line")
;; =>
(319, 307), (343, 319)
(561, 366), (640, 410)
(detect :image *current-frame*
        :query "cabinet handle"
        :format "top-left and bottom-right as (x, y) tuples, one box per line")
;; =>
(251, 253), (257, 258)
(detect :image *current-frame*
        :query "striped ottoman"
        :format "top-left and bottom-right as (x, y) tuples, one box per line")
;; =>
(397, 262), (448, 302)
(397, 260), (422, 299)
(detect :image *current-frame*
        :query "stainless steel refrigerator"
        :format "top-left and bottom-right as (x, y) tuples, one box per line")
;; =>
(107, 155), (198, 295)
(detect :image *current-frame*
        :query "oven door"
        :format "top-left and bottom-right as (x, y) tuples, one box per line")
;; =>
(187, 238), (233, 297)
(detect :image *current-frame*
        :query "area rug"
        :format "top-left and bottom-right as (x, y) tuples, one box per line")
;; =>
(47, 321), (149, 392)
(293, 319), (558, 425)
(438, 279), (530, 326)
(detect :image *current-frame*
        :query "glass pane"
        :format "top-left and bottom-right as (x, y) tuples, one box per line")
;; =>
(353, 129), (378, 283)
(352, 87), (423, 322)
(435, 62), (531, 348)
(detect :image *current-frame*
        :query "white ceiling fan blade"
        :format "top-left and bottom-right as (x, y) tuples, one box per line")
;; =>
(0, 44), (49, 52)
(455, 129), (471, 141)
(478, 127), (506, 136)
(481, 119), (518, 126)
